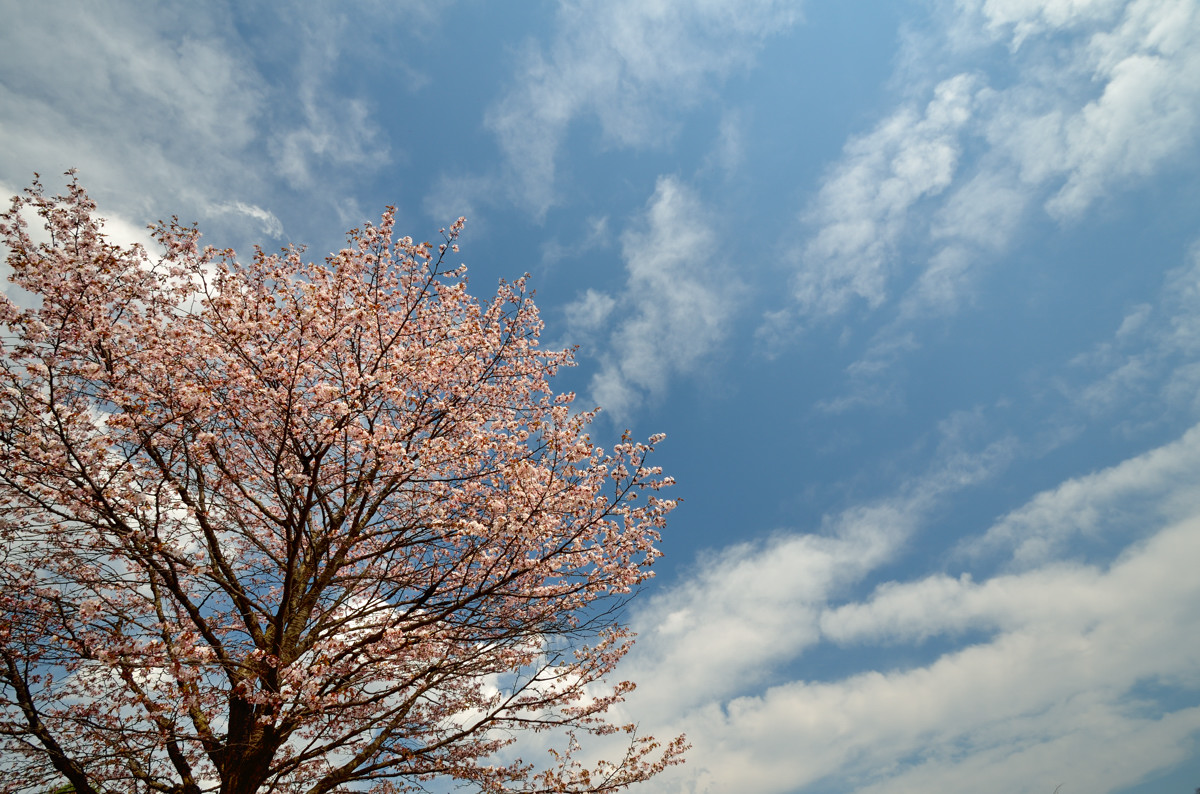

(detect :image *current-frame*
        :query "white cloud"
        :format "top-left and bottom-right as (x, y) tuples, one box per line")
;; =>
(0, 4), (264, 215)
(813, 331), (917, 415)
(964, 420), (1200, 565)
(0, 1), (408, 246)
(1059, 243), (1200, 423)
(563, 288), (617, 337)
(968, 0), (1126, 45)
(620, 423), (1200, 794)
(930, 169), (1026, 251)
(0, 178), (161, 308)
(784, 0), (1199, 321)
(622, 430), (1015, 717)
(704, 109), (747, 178)
(623, 509), (904, 718)
(900, 166), (1029, 314)
(1048, 54), (1200, 216)
(769, 0), (1200, 403)
(423, 172), (494, 232)
(484, 0), (801, 217)
(265, 4), (398, 190)
(975, 0), (1200, 221)
(577, 177), (738, 422)
(205, 201), (284, 238)
(272, 94), (386, 191)
(728, 516), (1200, 794)
(790, 74), (978, 320)
(541, 215), (611, 267)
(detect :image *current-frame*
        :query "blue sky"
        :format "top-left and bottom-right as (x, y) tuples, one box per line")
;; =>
(3, 1), (1200, 792)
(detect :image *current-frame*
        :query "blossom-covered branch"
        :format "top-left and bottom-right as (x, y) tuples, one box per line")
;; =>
(0, 175), (686, 794)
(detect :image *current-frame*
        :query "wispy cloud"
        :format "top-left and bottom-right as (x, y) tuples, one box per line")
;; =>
(970, 0), (1200, 221)
(484, 0), (800, 217)
(565, 177), (738, 423)
(927, 0), (1200, 287)
(789, 74), (979, 320)
(965, 420), (1200, 566)
(1053, 243), (1200, 433)
(205, 201), (284, 238)
(767, 0), (1200, 407)
(272, 92), (386, 191)
(540, 215), (611, 267)
(265, 4), (399, 192)
(702, 109), (748, 179)
(563, 288), (617, 338)
(0, 1), (414, 245)
(0, 3), (263, 215)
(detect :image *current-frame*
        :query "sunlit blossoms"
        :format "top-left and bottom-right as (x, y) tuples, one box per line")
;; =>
(0, 176), (685, 794)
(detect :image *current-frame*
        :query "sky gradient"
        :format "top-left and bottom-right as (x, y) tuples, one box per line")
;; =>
(2, 1), (1200, 792)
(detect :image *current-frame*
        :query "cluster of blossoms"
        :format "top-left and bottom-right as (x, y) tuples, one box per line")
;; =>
(0, 176), (684, 794)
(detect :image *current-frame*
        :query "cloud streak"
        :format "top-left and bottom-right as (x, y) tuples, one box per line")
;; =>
(485, 0), (800, 217)
(565, 177), (737, 422)
(791, 74), (978, 319)
(621, 428), (1016, 718)
(1054, 243), (1200, 431)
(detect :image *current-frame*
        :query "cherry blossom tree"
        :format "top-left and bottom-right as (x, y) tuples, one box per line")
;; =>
(0, 176), (685, 794)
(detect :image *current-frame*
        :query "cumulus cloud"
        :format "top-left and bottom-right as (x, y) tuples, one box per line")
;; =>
(671, 530), (1200, 794)
(965, 0), (1127, 46)
(484, 0), (800, 217)
(568, 177), (738, 422)
(766, 516), (1199, 794)
(623, 507), (906, 717)
(0, 178), (162, 307)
